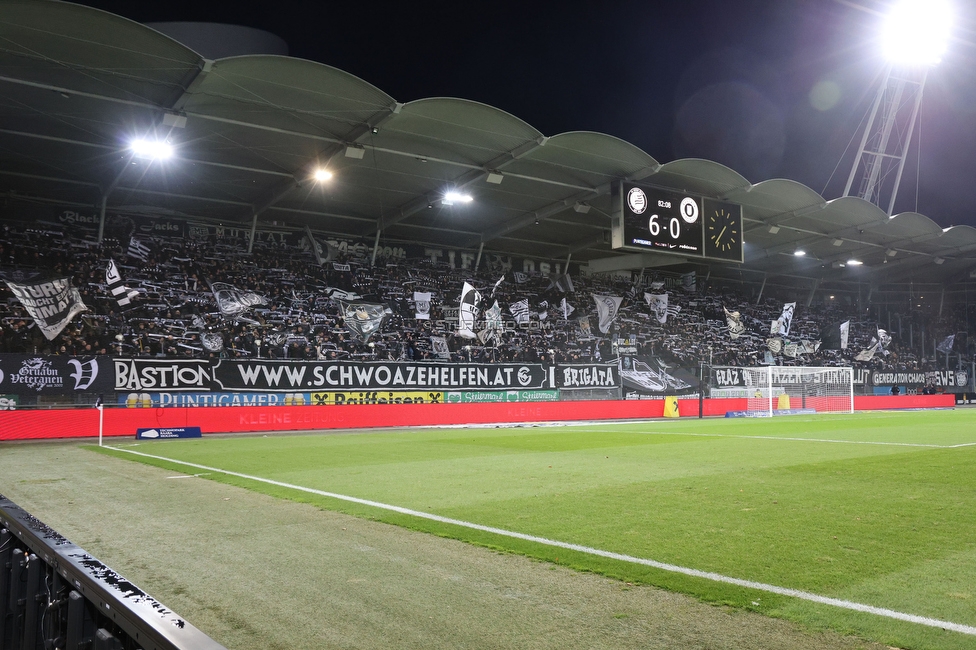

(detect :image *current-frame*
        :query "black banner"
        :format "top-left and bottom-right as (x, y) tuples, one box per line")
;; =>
(212, 360), (551, 392)
(871, 369), (969, 389)
(113, 358), (213, 392)
(621, 357), (698, 398)
(554, 364), (620, 389)
(0, 355), (112, 395)
(711, 367), (747, 387)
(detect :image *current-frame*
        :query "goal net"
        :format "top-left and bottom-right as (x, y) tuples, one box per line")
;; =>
(712, 366), (853, 416)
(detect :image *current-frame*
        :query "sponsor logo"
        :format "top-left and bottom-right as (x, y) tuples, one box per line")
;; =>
(445, 389), (559, 403)
(121, 392), (307, 407)
(0, 395), (18, 410)
(136, 426), (202, 439)
(311, 391), (441, 405)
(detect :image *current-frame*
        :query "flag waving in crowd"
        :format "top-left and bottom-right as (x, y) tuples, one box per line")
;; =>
(105, 259), (140, 309)
(457, 281), (482, 339)
(592, 294), (622, 334)
(0, 270), (88, 340)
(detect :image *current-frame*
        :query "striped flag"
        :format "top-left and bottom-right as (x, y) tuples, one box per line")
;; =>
(105, 259), (139, 308)
(127, 237), (151, 262)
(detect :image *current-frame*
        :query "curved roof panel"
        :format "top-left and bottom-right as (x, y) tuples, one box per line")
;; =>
(0, 0), (202, 105)
(649, 158), (751, 197)
(185, 56), (397, 138)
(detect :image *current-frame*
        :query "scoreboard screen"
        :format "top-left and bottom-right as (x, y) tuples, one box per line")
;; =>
(611, 182), (743, 263)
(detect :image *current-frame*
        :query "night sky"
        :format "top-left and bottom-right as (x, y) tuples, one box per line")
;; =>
(75, 0), (976, 228)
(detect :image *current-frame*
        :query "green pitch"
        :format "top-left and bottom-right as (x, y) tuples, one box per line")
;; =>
(96, 410), (976, 650)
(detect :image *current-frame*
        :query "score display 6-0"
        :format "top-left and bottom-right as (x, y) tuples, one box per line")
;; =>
(622, 186), (703, 255)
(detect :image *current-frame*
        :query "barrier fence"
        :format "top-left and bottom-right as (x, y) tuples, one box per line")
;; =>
(0, 494), (226, 650)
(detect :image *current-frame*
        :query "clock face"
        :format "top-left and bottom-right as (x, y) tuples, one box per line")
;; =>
(703, 199), (743, 262)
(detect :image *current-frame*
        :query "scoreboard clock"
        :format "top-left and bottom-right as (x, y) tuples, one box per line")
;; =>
(612, 183), (743, 263)
(702, 198), (743, 262)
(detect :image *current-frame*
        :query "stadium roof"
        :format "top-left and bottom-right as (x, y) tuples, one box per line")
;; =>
(1, 0), (975, 291)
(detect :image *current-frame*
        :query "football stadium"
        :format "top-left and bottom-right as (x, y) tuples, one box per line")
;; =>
(1, 1), (975, 649)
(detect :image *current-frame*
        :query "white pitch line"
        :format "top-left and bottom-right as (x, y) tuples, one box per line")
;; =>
(109, 446), (976, 637)
(588, 428), (969, 448)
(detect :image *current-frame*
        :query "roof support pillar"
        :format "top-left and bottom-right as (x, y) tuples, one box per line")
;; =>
(97, 157), (133, 244)
(805, 278), (820, 307)
(939, 286), (945, 319)
(474, 241), (484, 273)
(755, 275), (767, 305)
(247, 211), (259, 254)
(371, 228), (382, 267)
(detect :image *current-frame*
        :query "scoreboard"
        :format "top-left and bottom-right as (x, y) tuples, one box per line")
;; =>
(611, 182), (743, 263)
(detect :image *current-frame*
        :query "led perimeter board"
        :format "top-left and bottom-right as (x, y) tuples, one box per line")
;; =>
(611, 182), (743, 263)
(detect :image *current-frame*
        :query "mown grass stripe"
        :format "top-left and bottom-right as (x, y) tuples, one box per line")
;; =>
(112, 445), (976, 637)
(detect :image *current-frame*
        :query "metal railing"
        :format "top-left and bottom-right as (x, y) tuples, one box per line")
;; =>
(0, 495), (226, 650)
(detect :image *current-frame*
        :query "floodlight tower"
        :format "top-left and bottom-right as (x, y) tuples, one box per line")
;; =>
(843, 0), (953, 214)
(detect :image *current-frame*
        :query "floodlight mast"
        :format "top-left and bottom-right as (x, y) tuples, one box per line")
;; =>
(842, 0), (952, 215)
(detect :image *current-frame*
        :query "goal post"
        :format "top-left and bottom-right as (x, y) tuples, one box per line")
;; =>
(710, 366), (854, 416)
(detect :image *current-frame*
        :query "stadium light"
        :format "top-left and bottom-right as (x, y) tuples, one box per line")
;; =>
(313, 168), (333, 182)
(881, 0), (953, 67)
(442, 191), (473, 206)
(847, 259), (864, 266)
(129, 138), (174, 160)
(793, 249), (806, 257)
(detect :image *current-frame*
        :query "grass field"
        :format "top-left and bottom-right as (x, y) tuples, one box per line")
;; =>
(95, 410), (976, 650)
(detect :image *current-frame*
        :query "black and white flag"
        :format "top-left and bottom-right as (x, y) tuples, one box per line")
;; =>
(550, 273), (574, 293)
(457, 281), (482, 339)
(211, 282), (268, 320)
(513, 271), (529, 284)
(431, 335), (451, 360)
(304, 225), (327, 265)
(819, 320), (850, 350)
(510, 299), (530, 325)
(592, 294), (622, 334)
(105, 259), (139, 308)
(937, 334), (956, 354)
(413, 291), (432, 320)
(479, 300), (503, 345)
(127, 237), (151, 262)
(767, 337), (783, 354)
(201, 332), (224, 353)
(644, 293), (680, 324)
(773, 302), (796, 336)
(724, 307), (746, 339)
(339, 301), (392, 342)
(578, 316), (592, 338)
(491, 275), (504, 296)
(560, 297), (575, 320)
(0, 270), (88, 340)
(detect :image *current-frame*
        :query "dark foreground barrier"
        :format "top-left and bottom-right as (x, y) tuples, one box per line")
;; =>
(0, 495), (226, 650)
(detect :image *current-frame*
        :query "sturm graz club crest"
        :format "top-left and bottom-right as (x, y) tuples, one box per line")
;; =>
(627, 187), (647, 214)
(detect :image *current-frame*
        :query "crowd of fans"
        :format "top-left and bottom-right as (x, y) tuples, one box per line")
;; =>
(0, 218), (971, 375)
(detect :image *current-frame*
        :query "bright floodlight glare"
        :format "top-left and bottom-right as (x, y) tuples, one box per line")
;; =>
(847, 259), (864, 266)
(881, 0), (952, 66)
(444, 191), (473, 204)
(313, 168), (333, 182)
(130, 138), (173, 159)
(793, 249), (806, 257)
